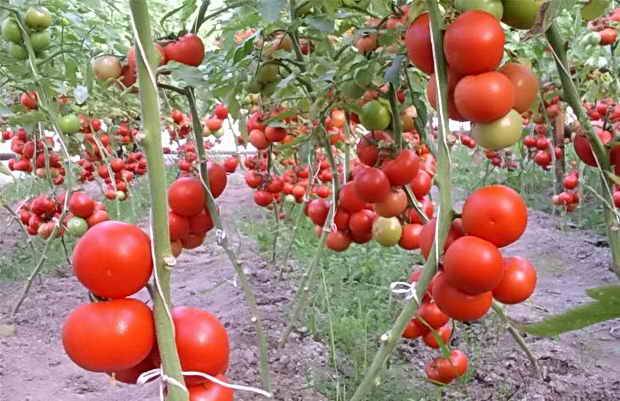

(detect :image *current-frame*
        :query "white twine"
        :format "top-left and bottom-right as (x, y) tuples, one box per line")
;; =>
(389, 281), (419, 303)
(216, 228), (227, 245)
(137, 368), (273, 399)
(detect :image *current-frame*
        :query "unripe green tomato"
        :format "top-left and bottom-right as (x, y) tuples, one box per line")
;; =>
(455, 0), (503, 19)
(8, 43), (28, 60)
(31, 30), (51, 52)
(24, 7), (53, 31)
(501, 0), (543, 30)
(59, 114), (81, 134)
(247, 80), (262, 93)
(261, 81), (278, 97)
(360, 100), (391, 131)
(116, 191), (126, 201)
(67, 217), (88, 237)
(372, 217), (403, 247)
(212, 129), (225, 138)
(472, 109), (523, 150)
(256, 63), (280, 84)
(1, 19), (22, 44)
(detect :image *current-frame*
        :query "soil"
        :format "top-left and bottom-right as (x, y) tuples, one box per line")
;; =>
(0, 175), (619, 401)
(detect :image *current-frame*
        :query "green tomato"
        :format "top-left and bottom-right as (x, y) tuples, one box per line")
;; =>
(472, 109), (523, 150)
(59, 114), (81, 134)
(116, 191), (126, 201)
(256, 63), (280, 84)
(581, 0), (611, 21)
(8, 43), (27, 60)
(67, 217), (88, 237)
(372, 217), (403, 247)
(455, 0), (503, 19)
(260, 81), (278, 97)
(24, 7), (53, 31)
(30, 31), (51, 52)
(1, 19), (22, 44)
(360, 100), (391, 131)
(247, 80), (262, 94)
(501, 0), (543, 30)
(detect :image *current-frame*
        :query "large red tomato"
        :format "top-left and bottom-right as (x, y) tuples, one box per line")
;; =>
(354, 167), (391, 203)
(499, 62), (539, 113)
(443, 11), (505, 75)
(422, 324), (452, 349)
(374, 189), (408, 218)
(410, 170), (433, 200)
(169, 177), (206, 217)
(69, 191), (95, 218)
(432, 273), (493, 321)
(172, 306), (230, 383)
(419, 218), (465, 259)
(188, 376), (234, 401)
(405, 13), (434, 74)
(461, 185), (527, 247)
(326, 230), (352, 252)
(62, 299), (155, 372)
(307, 198), (330, 226)
(339, 182), (366, 213)
(443, 236), (504, 295)
(189, 210), (214, 235)
(382, 149), (420, 186)
(207, 162), (227, 198)
(169, 212), (191, 241)
(573, 130), (612, 167)
(454, 72), (515, 123)
(165, 34), (205, 66)
(356, 131), (392, 166)
(73, 221), (152, 298)
(493, 256), (537, 304)
(416, 301), (449, 329)
(427, 70), (467, 122)
(399, 223), (423, 250)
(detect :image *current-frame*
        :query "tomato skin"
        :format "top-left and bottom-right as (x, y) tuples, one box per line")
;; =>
(399, 223), (423, 250)
(493, 256), (537, 304)
(427, 70), (467, 121)
(62, 299), (155, 372)
(188, 376), (234, 401)
(382, 149), (420, 186)
(472, 109), (523, 151)
(462, 185), (527, 247)
(417, 301), (449, 329)
(454, 72), (515, 123)
(573, 130), (612, 167)
(254, 190), (273, 207)
(172, 307), (230, 383)
(419, 218), (465, 260)
(410, 170), (433, 200)
(354, 167), (391, 203)
(73, 221), (152, 298)
(69, 192), (95, 218)
(405, 13), (434, 74)
(374, 189), (408, 218)
(207, 162), (227, 198)
(326, 230), (352, 252)
(443, 236), (504, 295)
(111, 354), (156, 384)
(169, 177), (206, 217)
(348, 209), (376, 236)
(443, 11), (505, 76)
(432, 273), (493, 321)
(307, 198), (330, 226)
(499, 62), (539, 113)
(182, 233), (206, 249)
(165, 34), (204, 66)
(422, 324), (452, 349)
(169, 212), (191, 241)
(403, 318), (429, 339)
(189, 210), (213, 235)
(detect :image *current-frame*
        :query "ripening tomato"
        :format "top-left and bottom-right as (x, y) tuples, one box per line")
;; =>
(62, 299), (155, 372)
(499, 62), (539, 113)
(455, 0), (504, 19)
(399, 223), (423, 250)
(382, 149), (420, 186)
(354, 167), (391, 203)
(168, 177), (206, 217)
(493, 256), (537, 304)
(20, 91), (38, 110)
(172, 307), (229, 383)
(502, 0), (543, 29)
(374, 189), (408, 217)
(432, 273), (492, 321)
(443, 11), (505, 76)
(69, 192), (95, 218)
(471, 109), (523, 151)
(419, 218), (465, 259)
(188, 376), (234, 401)
(422, 324), (453, 349)
(372, 216), (402, 247)
(405, 13), (434, 74)
(454, 72), (515, 123)
(443, 236), (504, 294)
(165, 34), (204, 66)
(73, 221), (152, 298)
(461, 185), (527, 247)
(326, 230), (352, 252)
(208, 162), (227, 198)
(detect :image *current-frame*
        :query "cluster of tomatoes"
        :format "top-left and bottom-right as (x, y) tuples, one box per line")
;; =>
(169, 109), (193, 141)
(407, 10), (538, 152)
(1, 6), (52, 60)
(202, 103), (229, 137)
(401, 185), (537, 384)
(522, 127), (562, 170)
(62, 219), (233, 398)
(247, 110), (296, 150)
(3, 127), (65, 184)
(167, 165), (227, 256)
(483, 149), (519, 170)
(552, 171), (581, 212)
(588, 7), (619, 46)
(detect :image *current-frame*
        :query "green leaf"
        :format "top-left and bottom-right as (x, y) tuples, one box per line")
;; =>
(305, 16), (335, 33)
(181, 0), (198, 22)
(520, 285), (620, 336)
(167, 62), (207, 88)
(526, 0), (578, 38)
(260, 0), (286, 22)
(581, 0), (611, 21)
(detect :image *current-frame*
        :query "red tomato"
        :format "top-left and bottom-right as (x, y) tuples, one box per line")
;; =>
(382, 149), (420, 186)
(339, 182), (367, 213)
(403, 318), (429, 339)
(307, 198), (330, 226)
(69, 192), (95, 218)
(499, 62), (539, 113)
(20, 91), (38, 110)
(169, 212), (191, 241)
(356, 131), (392, 166)
(111, 354), (156, 384)
(374, 189), (408, 217)
(223, 157), (238, 173)
(62, 299), (154, 372)
(449, 349), (469, 377)
(454, 72), (515, 123)
(348, 209), (376, 236)
(245, 171), (263, 188)
(86, 209), (109, 227)
(182, 233), (206, 249)
(417, 301), (449, 329)
(326, 230), (352, 252)
(399, 223), (423, 250)
(405, 13), (434, 74)
(188, 376), (234, 401)
(73, 221), (152, 298)
(249, 129), (269, 150)
(422, 324), (452, 349)
(461, 185), (527, 247)
(334, 209), (350, 231)
(573, 130), (612, 167)
(443, 236), (504, 295)
(443, 11), (505, 75)
(165, 34), (205, 66)
(172, 307), (229, 383)
(354, 167), (391, 203)
(410, 170), (433, 200)
(419, 218), (465, 259)
(208, 162), (227, 198)
(265, 126), (287, 142)
(254, 190), (273, 206)
(493, 256), (537, 304)
(189, 210), (214, 235)
(214, 104), (229, 120)
(169, 177), (206, 217)
(408, 196), (434, 224)
(427, 69), (467, 121)
(432, 273), (493, 321)
(425, 357), (457, 384)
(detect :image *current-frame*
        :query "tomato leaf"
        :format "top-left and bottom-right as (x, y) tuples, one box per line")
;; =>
(526, 0), (577, 38)
(581, 0), (611, 21)
(519, 285), (620, 336)
(305, 16), (335, 33)
(260, 0), (286, 22)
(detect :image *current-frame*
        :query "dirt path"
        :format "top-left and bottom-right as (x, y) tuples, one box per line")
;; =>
(0, 174), (328, 401)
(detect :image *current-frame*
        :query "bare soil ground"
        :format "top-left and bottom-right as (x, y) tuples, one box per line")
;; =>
(0, 175), (619, 401)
